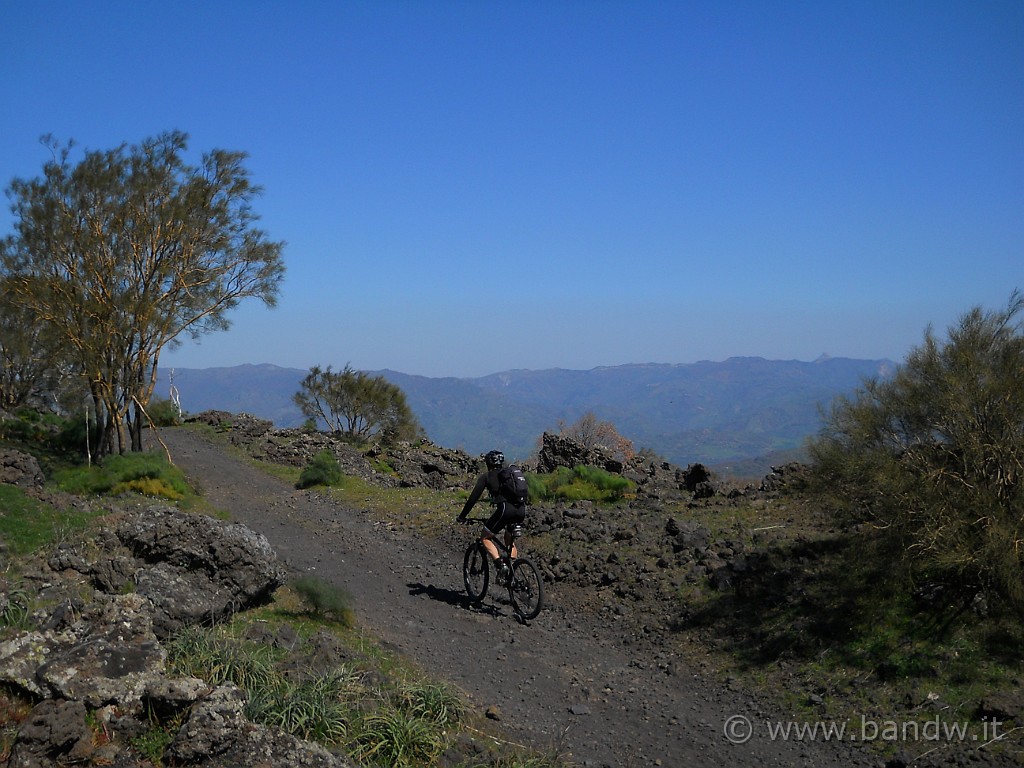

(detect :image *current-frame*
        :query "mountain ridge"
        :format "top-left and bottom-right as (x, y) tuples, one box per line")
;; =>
(161, 357), (895, 477)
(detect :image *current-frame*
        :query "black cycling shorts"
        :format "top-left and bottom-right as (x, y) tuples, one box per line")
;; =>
(483, 501), (526, 536)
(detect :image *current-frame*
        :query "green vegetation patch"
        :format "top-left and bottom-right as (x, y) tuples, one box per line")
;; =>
(0, 408), (64, 445)
(0, 484), (106, 555)
(529, 465), (632, 503)
(160, 587), (469, 766)
(53, 451), (191, 502)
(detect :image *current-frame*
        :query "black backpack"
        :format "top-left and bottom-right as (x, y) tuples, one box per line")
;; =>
(497, 464), (529, 506)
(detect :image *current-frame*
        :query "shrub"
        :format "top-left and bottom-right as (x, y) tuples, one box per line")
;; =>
(809, 291), (1024, 609)
(348, 707), (448, 767)
(291, 575), (354, 626)
(54, 414), (100, 457)
(296, 451), (343, 489)
(0, 409), (43, 443)
(395, 681), (463, 725)
(145, 396), (182, 427)
(529, 465), (632, 503)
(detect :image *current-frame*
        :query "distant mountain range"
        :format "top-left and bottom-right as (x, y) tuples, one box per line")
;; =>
(160, 357), (896, 478)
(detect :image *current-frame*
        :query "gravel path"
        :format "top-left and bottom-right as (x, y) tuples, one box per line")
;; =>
(159, 427), (870, 767)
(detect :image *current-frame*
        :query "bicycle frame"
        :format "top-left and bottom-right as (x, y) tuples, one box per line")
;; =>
(480, 522), (522, 565)
(462, 519), (544, 621)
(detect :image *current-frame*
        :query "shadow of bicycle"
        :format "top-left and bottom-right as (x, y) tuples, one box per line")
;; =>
(406, 582), (503, 617)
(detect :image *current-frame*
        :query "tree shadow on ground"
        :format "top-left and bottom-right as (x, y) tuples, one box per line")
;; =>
(678, 534), (866, 668)
(676, 530), (1021, 678)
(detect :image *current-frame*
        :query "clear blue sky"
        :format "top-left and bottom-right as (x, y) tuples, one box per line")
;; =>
(2, 1), (1021, 377)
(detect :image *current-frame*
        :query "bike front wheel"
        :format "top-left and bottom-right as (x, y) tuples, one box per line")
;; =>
(463, 542), (489, 603)
(508, 557), (544, 620)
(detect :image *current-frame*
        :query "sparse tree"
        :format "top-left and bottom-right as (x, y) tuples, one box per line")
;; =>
(557, 411), (635, 463)
(294, 364), (421, 443)
(809, 290), (1024, 609)
(0, 132), (285, 456)
(0, 276), (66, 410)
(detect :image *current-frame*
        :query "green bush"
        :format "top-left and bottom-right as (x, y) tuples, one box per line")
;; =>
(0, 408), (63, 444)
(291, 575), (354, 626)
(145, 396), (183, 427)
(809, 291), (1024, 609)
(529, 465), (632, 503)
(165, 625), (280, 690)
(296, 451), (343, 489)
(395, 681), (463, 725)
(348, 708), (448, 767)
(54, 415), (100, 457)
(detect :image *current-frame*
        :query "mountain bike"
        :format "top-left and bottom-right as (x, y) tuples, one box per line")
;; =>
(461, 520), (544, 621)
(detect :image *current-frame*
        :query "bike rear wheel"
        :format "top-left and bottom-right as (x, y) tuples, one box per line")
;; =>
(508, 557), (544, 620)
(463, 542), (489, 603)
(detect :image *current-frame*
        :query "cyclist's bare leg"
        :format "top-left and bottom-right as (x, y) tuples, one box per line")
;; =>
(480, 529), (501, 562)
(505, 530), (518, 559)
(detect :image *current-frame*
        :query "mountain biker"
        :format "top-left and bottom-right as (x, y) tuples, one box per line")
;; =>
(457, 450), (527, 580)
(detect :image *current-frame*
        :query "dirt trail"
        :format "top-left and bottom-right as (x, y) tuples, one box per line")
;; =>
(159, 427), (868, 767)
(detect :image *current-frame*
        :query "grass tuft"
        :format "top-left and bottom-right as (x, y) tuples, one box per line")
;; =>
(246, 667), (358, 743)
(291, 575), (355, 626)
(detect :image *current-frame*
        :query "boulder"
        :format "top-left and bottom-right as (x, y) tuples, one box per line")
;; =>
(34, 593), (166, 708)
(168, 683), (351, 767)
(115, 506), (287, 637)
(760, 462), (810, 493)
(0, 447), (45, 488)
(536, 432), (625, 474)
(47, 505), (287, 639)
(0, 503), (357, 767)
(8, 699), (93, 767)
(185, 410), (274, 446)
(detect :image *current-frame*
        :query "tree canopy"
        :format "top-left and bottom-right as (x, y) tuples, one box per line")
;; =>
(294, 364), (421, 443)
(0, 132), (285, 456)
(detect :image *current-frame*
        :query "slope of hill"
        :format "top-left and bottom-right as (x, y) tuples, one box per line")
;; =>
(159, 357), (895, 476)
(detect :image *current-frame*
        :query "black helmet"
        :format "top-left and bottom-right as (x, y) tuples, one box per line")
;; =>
(484, 450), (504, 469)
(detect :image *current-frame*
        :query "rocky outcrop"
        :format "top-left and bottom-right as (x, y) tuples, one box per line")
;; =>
(759, 462), (811, 493)
(45, 505), (286, 639)
(536, 431), (631, 474)
(0, 447), (44, 488)
(166, 683), (349, 767)
(185, 410), (275, 445)
(187, 410), (482, 491)
(0, 505), (352, 768)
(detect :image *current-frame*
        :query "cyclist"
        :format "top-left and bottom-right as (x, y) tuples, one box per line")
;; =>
(457, 449), (526, 582)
